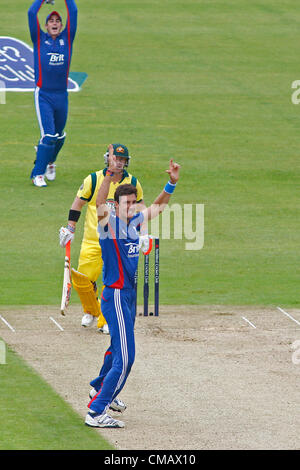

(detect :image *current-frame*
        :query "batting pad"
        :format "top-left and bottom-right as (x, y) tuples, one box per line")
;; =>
(71, 269), (100, 317)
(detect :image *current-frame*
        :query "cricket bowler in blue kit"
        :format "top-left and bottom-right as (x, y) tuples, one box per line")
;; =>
(85, 145), (181, 428)
(28, 0), (77, 187)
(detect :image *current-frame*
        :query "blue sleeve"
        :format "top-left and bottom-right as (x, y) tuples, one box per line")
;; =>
(98, 223), (109, 240)
(28, 0), (44, 44)
(132, 212), (144, 231)
(65, 0), (78, 42)
(135, 212), (144, 225)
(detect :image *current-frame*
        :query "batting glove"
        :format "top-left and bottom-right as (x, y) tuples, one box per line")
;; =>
(59, 225), (75, 247)
(139, 234), (153, 255)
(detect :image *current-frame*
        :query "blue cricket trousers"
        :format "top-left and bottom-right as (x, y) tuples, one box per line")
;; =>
(88, 287), (136, 415)
(31, 87), (68, 178)
(35, 87), (68, 138)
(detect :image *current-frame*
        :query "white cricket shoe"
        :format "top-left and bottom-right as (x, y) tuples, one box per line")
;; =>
(110, 397), (127, 413)
(98, 323), (109, 334)
(32, 175), (47, 187)
(81, 313), (95, 327)
(45, 163), (56, 181)
(85, 412), (124, 428)
(89, 389), (127, 413)
(89, 388), (97, 400)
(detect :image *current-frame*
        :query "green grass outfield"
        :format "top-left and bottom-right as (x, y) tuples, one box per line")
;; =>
(1, 0), (300, 307)
(0, 345), (113, 450)
(0, 0), (300, 450)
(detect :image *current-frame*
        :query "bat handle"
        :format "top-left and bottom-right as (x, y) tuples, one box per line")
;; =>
(66, 240), (71, 259)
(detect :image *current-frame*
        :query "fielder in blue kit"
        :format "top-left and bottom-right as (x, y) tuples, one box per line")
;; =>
(87, 210), (141, 419)
(85, 145), (181, 428)
(28, 0), (77, 187)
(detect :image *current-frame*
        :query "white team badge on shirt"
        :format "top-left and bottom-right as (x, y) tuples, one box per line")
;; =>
(60, 39), (65, 46)
(125, 243), (139, 257)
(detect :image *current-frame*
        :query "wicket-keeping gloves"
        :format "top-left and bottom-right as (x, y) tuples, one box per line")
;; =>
(139, 234), (153, 255)
(59, 225), (75, 247)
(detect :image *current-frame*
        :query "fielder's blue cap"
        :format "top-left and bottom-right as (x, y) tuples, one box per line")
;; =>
(46, 11), (62, 23)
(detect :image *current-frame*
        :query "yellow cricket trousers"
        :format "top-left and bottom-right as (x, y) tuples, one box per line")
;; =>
(77, 241), (106, 328)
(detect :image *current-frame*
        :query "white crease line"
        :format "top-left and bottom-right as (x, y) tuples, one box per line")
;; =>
(49, 316), (64, 331)
(0, 315), (16, 333)
(241, 316), (256, 329)
(276, 306), (300, 327)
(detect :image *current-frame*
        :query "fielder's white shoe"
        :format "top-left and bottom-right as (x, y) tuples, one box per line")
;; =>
(81, 313), (95, 327)
(45, 163), (56, 181)
(110, 397), (127, 413)
(89, 389), (127, 413)
(98, 323), (109, 334)
(32, 175), (47, 187)
(89, 388), (97, 400)
(85, 412), (124, 428)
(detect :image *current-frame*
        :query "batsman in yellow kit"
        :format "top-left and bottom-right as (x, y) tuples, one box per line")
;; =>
(59, 143), (148, 332)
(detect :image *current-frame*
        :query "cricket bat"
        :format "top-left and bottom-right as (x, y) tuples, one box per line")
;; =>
(60, 241), (72, 315)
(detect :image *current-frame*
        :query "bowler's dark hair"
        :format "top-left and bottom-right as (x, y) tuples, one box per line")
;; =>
(114, 184), (137, 203)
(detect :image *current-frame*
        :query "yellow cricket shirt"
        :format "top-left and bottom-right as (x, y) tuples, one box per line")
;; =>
(77, 168), (144, 245)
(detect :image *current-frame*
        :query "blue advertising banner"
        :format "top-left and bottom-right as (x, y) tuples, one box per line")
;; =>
(0, 36), (80, 92)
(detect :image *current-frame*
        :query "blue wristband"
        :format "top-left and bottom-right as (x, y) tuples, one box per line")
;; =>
(164, 181), (177, 194)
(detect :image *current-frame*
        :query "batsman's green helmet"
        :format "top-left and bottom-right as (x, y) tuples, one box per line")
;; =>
(104, 143), (131, 167)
